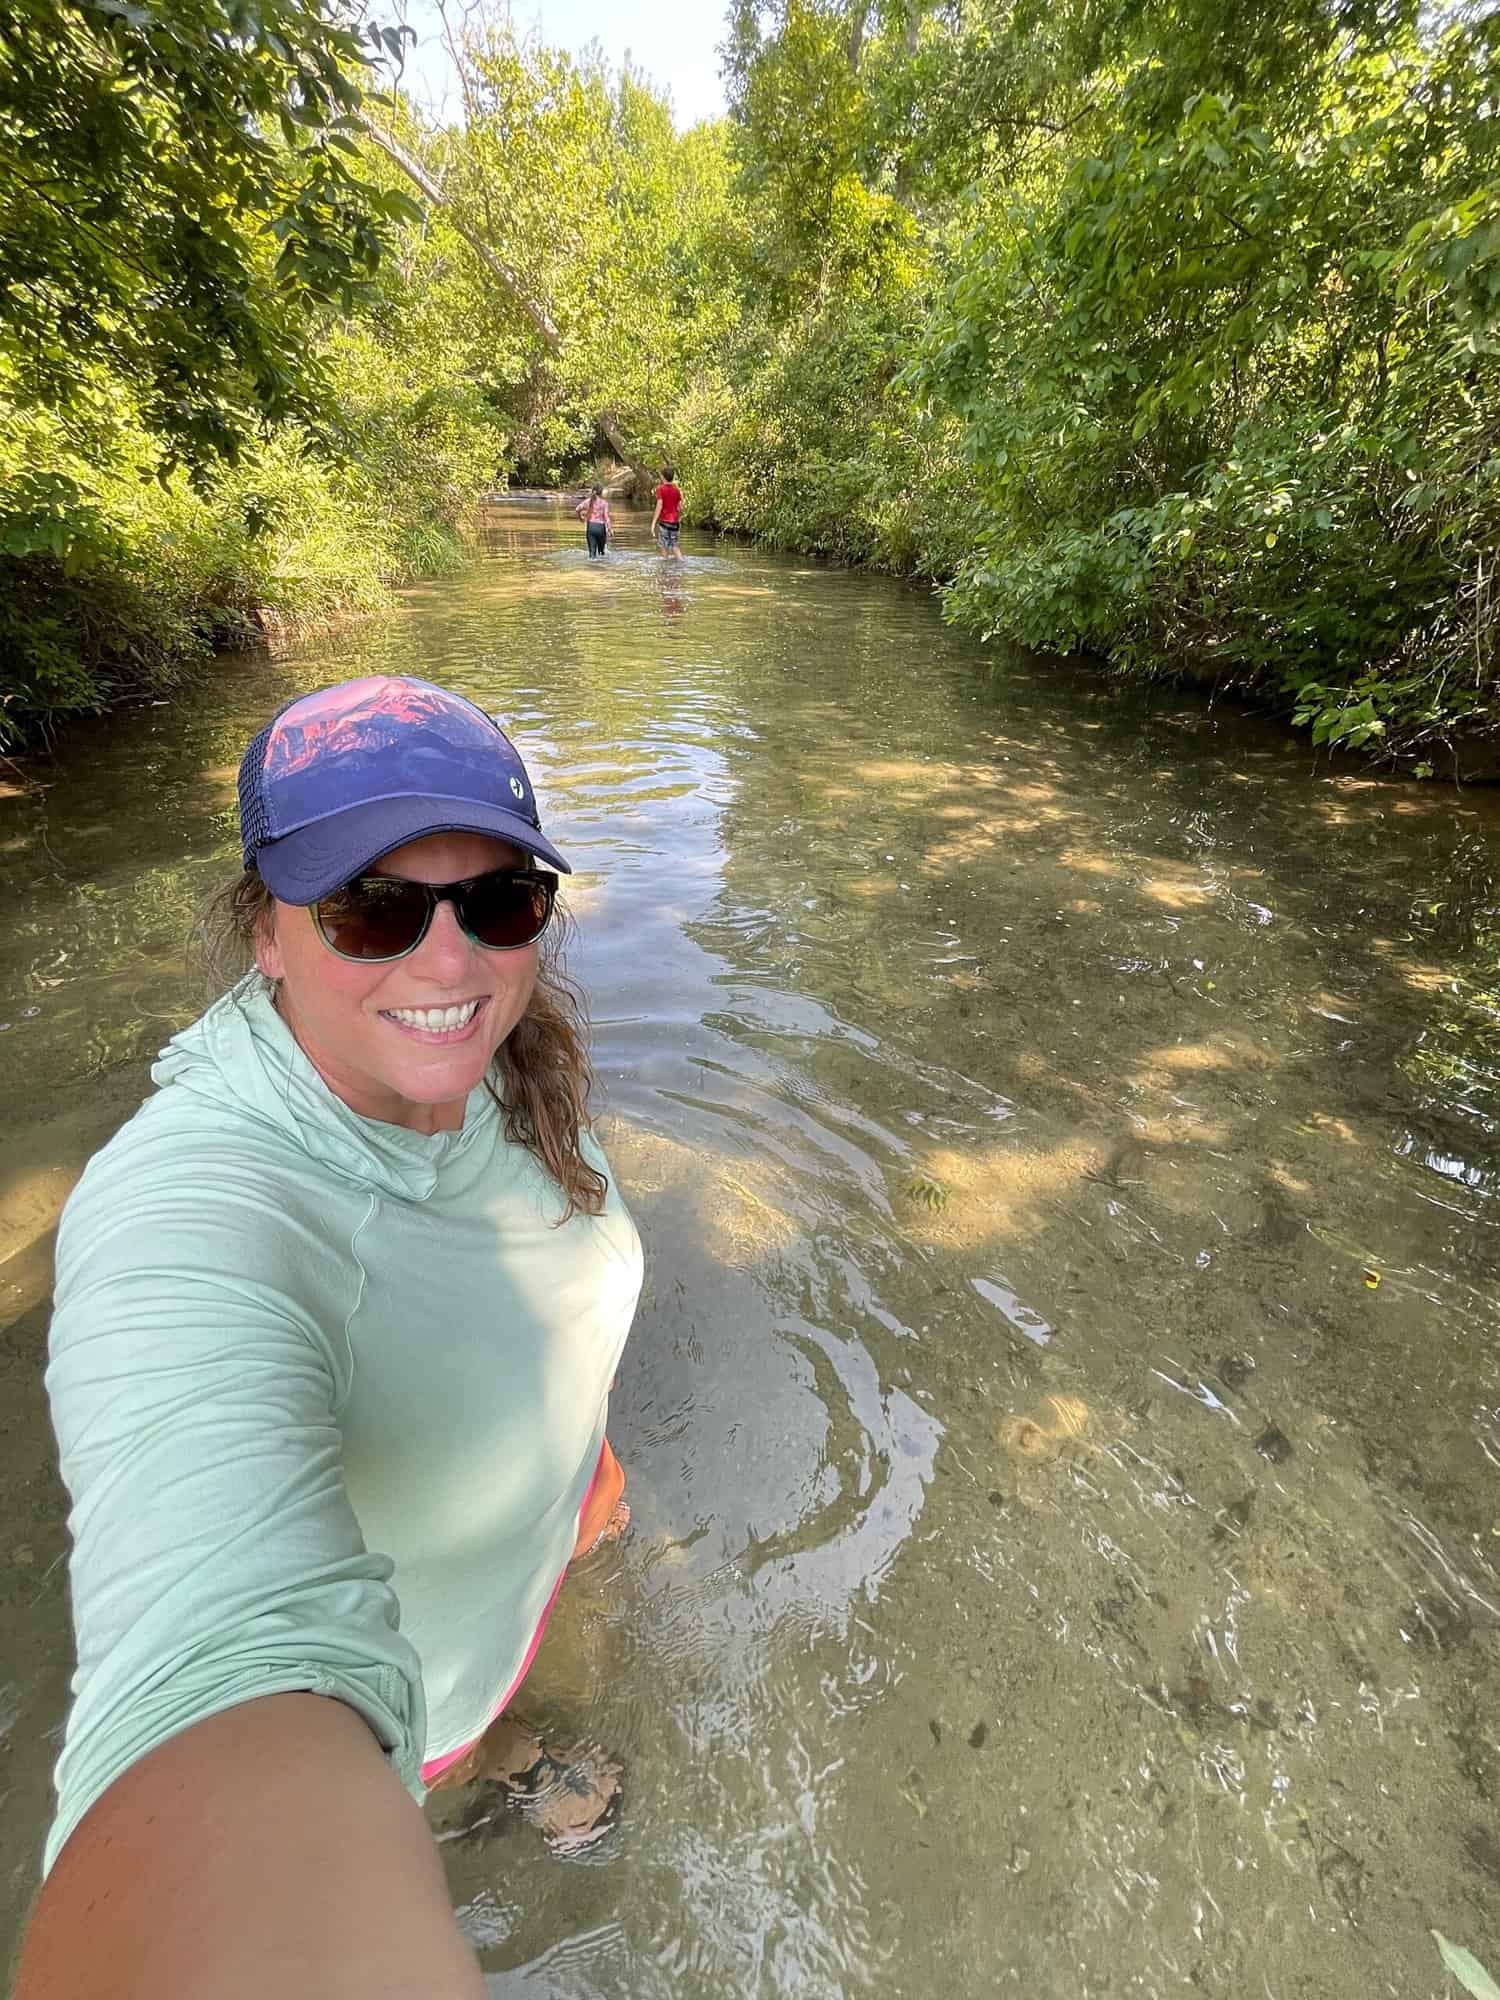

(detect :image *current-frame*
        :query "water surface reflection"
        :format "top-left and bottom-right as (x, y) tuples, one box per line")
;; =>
(1, 503), (1497, 1995)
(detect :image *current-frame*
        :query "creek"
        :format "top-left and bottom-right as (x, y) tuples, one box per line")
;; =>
(2, 497), (1498, 1994)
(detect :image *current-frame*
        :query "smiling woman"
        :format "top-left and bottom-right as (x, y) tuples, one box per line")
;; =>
(258, 833), (547, 1131)
(17, 676), (642, 1997)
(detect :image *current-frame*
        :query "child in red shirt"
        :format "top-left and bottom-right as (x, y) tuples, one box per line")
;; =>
(651, 466), (683, 556)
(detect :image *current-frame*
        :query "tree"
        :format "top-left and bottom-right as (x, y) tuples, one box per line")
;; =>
(0, 0), (422, 484)
(368, 17), (739, 478)
(915, 0), (1500, 755)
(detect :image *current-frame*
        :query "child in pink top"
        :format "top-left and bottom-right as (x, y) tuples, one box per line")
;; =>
(575, 484), (611, 558)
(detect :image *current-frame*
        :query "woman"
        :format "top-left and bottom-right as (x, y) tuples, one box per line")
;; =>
(574, 482), (611, 557)
(18, 674), (643, 2000)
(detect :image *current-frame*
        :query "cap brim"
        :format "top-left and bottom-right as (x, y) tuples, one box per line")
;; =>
(255, 795), (573, 904)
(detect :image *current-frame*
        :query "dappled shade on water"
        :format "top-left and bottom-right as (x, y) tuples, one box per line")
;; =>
(1, 504), (1497, 1996)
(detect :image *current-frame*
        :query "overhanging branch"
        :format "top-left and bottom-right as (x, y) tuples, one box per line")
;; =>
(357, 116), (563, 350)
(358, 115), (647, 477)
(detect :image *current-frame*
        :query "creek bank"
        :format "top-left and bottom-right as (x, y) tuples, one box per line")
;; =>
(13, 486), (1499, 787)
(686, 502), (1500, 787)
(0, 518), (472, 755)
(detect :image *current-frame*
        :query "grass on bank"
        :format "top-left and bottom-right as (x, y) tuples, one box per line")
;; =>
(0, 383), (494, 750)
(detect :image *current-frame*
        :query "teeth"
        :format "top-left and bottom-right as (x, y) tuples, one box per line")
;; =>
(386, 1001), (481, 1032)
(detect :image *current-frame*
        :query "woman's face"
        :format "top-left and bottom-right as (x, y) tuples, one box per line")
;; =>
(255, 830), (540, 1134)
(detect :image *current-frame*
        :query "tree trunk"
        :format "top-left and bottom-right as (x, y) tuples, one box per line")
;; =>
(847, 1), (870, 70)
(596, 410), (641, 474)
(357, 117), (647, 478)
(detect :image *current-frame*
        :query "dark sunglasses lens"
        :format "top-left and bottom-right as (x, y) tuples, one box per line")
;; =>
(461, 872), (555, 948)
(316, 878), (431, 960)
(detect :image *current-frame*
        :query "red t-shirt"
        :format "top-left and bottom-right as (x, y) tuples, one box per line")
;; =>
(655, 482), (682, 525)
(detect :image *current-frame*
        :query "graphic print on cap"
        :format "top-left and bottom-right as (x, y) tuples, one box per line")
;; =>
(265, 676), (498, 777)
(259, 674), (535, 840)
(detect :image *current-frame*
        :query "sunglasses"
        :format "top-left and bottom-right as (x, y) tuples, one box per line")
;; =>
(312, 867), (558, 962)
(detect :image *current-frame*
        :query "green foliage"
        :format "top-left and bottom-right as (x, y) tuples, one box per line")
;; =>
(0, 358), (496, 745)
(724, 0), (868, 304)
(913, 2), (1500, 759)
(374, 25), (742, 476)
(10, 0), (1500, 775)
(0, 549), (206, 747)
(683, 3), (976, 571)
(0, 3), (506, 747)
(0, 0), (420, 484)
(706, 0), (1500, 764)
(682, 302), (975, 577)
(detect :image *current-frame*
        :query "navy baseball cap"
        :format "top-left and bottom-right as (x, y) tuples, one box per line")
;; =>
(238, 674), (571, 903)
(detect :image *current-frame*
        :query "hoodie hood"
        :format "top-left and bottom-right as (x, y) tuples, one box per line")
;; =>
(151, 975), (498, 1202)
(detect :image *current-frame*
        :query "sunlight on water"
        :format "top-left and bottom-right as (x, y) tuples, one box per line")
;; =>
(1, 501), (1498, 1995)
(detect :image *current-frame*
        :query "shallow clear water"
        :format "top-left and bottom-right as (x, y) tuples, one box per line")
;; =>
(2, 500), (1498, 1994)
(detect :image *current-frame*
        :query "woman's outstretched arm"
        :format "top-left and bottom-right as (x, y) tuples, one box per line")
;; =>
(16, 1693), (485, 2000)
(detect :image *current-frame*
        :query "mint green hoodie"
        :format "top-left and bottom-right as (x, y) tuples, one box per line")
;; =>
(44, 976), (642, 1875)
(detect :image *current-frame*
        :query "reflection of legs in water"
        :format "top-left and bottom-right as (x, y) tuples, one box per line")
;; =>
(428, 1714), (622, 1852)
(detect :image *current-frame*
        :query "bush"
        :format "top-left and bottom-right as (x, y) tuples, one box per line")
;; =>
(0, 551), (207, 747)
(680, 308), (977, 584)
(0, 367), (500, 746)
(917, 37), (1500, 763)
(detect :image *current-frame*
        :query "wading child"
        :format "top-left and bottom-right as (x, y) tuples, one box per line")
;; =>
(576, 484), (611, 557)
(650, 466), (682, 556)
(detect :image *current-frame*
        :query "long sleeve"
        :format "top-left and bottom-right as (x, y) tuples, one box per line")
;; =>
(43, 1142), (427, 1876)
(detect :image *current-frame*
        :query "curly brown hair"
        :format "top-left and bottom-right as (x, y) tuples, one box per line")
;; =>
(196, 869), (607, 1220)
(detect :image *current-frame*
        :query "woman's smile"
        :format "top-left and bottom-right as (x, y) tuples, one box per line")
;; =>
(379, 996), (490, 1041)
